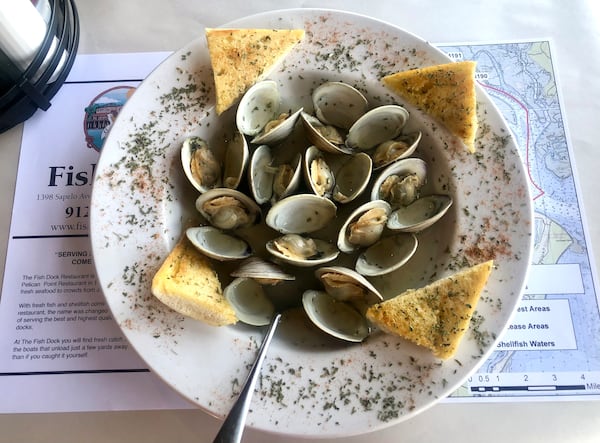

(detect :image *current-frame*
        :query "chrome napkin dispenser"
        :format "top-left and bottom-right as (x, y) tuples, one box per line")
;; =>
(0, 0), (79, 133)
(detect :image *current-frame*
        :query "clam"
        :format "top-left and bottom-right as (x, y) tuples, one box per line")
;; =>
(330, 152), (372, 204)
(235, 80), (302, 145)
(249, 145), (302, 204)
(195, 188), (261, 230)
(181, 137), (221, 193)
(302, 290), (370, 342)
(224, 277), (275, 326)
(372, 131), (422, 170)
(181, 133), (249, 193)
(355, 233), (418, 277)
(231, 256), (295, 285)
(221, 131), (250, 189)
(265, 194), (337, 234)
(186, 226), (252, 261)
(346, 105), (409, 151)
(337, 200), (392, 253)
(303, 145), (335, 198)
(386, 194), (453, 233)
(315, 266), (383, 304)
(266, 234), (339, 267)
(300, 112), (353, 154)
(312, 81), (368, 129)
(371, 157), (428, 208)
(303, 146), (372, 203)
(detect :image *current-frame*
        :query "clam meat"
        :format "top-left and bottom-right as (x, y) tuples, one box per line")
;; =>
(195, 188), (260, 230)
(266, 234), (339, 267)
(347, 207), (388, 247)
(315, 266), (383, 304)
(337, 200), (392, 253)
(379, 173), (423, 207)
(372, 131), (421, 169)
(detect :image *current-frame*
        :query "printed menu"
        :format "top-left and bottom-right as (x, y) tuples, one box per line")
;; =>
(0, 52), (191, 412)
(0, 42), (599, 413)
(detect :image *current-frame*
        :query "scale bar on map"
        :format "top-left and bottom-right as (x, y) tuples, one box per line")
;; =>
(472, 384), (586, 393)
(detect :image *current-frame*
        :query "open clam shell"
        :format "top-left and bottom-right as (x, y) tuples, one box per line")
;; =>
(372, 131), (422, 170)
(303, 145), (335, 198)
(249, 145), (302, 204)
(312, 81), (368, 130)
(355, 233), (418, 277)
(346, 104), (409, 151)
(186, 226), (252, 261)
(224, 277), (275, 326)
(221, 131), (249, 189)
(337, 200), (392, 253)
(181, 133), (249, 193)
(266, 234), (339, 267)
(181, 136), (221, 193)
(195, 188), (261, 230)
(331, 152), (372, 204)
(302, 290), (370, 342)
(265, 194), (337, 234)
(370, 157), (428, 208)
(387, 194), (453, 233)
(235, 79), (302, 145)
(315, 266), (383, 304)
(300, 112), (353, 154)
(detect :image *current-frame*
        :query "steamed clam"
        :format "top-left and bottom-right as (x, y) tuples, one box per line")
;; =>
(312, 81), (368, 130)
(330, 152), (372, 204)
(181, 132), (249, 193)
(315, 266), (383, 304)
(337, 200), (391, 253)
(224, 277), (275, 326)
(195, 188), (261, 230)
(386, 194), (453, 233)
(249, 145), (302, 204)
(181, 137), (221, 192)
(303, 145), (335, 198)
(372, 131), (422, 170)
(345, 105), (409, 151)
(301, 112), (352, 154)
(236, 80), (302, 145)
(266, 234), (338, 267)
(186, 226), (251, 261)
(302, 290), (370, 342)
(355, 233), (418, 277)
(371, 157), (428, 208)
(303, 146), (372, 203)
(265, 194), (337, 234)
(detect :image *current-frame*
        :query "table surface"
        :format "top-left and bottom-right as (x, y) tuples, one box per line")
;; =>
(1, 1), (599, 442)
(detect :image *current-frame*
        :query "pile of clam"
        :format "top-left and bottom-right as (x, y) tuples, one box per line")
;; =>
(181, 80), (452, 341)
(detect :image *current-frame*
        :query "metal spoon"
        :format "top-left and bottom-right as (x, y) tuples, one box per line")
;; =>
(211, 312), (282, 443)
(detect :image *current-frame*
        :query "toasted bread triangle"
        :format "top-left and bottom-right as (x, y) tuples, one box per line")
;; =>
(383, 61), (478, 152)
(205, 28), (305, 115)
(366, 260), (493, 359)
(151, 236), (237, 326)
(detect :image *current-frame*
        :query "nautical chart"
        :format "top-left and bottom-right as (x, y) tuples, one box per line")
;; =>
(439, 41), (600, 399)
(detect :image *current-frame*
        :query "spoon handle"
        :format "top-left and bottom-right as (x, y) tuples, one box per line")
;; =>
(211, 312), (282, 443)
